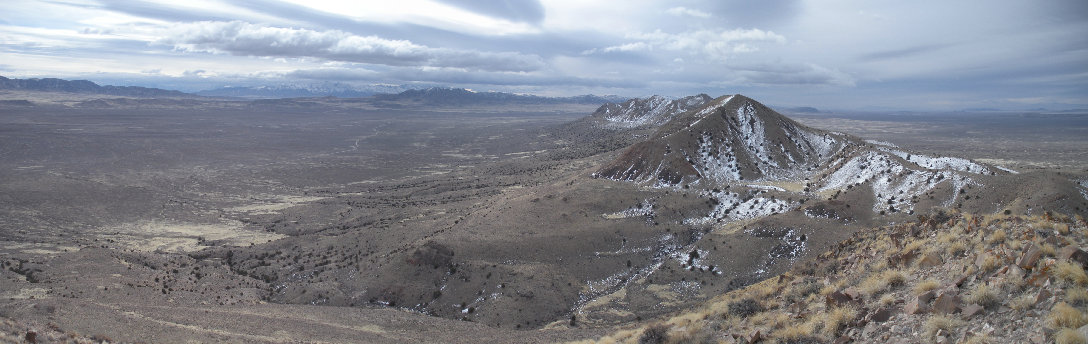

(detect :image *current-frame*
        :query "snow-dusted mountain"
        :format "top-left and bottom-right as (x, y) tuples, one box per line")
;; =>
(589, 94), (713, 128)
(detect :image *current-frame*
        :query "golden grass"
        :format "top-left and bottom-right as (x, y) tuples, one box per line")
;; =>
(1049, 302), (1088, 329)
(822, 305), (858, 337)
(913, 279), (940, 295)
(1066, 288), (1088, 307)
(774, 319), (817, 341)
(1054, 262), (1088, 286)
(989, 228), (1008, 245)
(858, 269), (906, 297)
(924, 315), (966, 338)
(1056, 328), (1088, 344)
(965, 283), (1001, 309)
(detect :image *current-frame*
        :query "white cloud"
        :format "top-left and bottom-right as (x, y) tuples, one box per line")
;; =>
(158, 21), (545, 72)
(665, 7), (712, 18)
(585, 28), (786, 60)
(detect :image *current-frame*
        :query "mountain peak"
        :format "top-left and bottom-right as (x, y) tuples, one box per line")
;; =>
(594, 94), (847, 185)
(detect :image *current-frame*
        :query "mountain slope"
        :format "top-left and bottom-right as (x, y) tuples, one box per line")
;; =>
(0, 76), (190, 97)
(594, 95), (846, 185)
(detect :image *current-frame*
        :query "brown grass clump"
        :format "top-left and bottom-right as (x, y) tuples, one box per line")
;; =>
(1054, 262), (1088, 286)
(774, 319), (817, 342)
(1049, 302), (1088, 329)
(822, 305), (858, 337)
(858, 269), (906, 296)
(913, 279), (940, 295)
(1009, 294), (1037, 311)
(1057, 328), (1088, 344)
(924, 315), (965, 338)
(1066, 288), (1088, 307)
(965, 283), (1001, 309)
(992, 228), (1005, 244)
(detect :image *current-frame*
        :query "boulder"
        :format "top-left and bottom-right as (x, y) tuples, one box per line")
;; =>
(827, 291), (852, 307)
(962, 303), (984, 317)
(1059, 246), (1088, 268)
(869, 307), (894, 322)
(932, 291), (961, 314)
(1018, 244), (1042, 270)
(917, 252), (942, 268)
(905, 298), (927, 315)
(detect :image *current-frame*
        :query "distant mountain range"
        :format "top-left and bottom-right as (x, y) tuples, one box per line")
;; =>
(373, 87), (628, 105)
(0, 76), (190, 98)
(195, 83), (411, 99)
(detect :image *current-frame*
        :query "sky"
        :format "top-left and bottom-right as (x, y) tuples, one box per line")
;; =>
(1, 0), (1086, 110)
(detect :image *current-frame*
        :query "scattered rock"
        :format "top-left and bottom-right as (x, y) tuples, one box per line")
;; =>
(747, 329), (762, 343)
(1035, 289), (1052, 304)
(905, 298), (927, 315)
(917, 290), (937, 304)
(1059, 246), (1088, 268)
(827, 291), (852, 307)
(962, 303), (984, 317)
(1018, 244), (1042, 270)
(835, 335), (852, 344)
(935, 335), (951, 344)
(1078, 324), (1088, 340)
(25, 330), (37, 344)
(845, 287), (862, 300)
(932, 291), (961, 314)
(869, 307), (893, 322)
(918, 252), (942, 268)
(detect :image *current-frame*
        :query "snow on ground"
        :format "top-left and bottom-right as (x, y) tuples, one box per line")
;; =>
(865, 139), (898, 147)
(819, 151), (980, 214)
(879, 147), (992, 175)
(602, 198), (656, 219)
(686, 188), (796, 225)
(995, 165), (1019, 174)
(695, 132), (741, 183)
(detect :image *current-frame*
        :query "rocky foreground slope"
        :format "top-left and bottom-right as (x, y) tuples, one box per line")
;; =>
(587, 211), (1088, 344)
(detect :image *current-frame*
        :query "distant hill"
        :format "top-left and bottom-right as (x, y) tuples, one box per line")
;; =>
(0, 75), (190, 98)
(374, 87), (627, 105)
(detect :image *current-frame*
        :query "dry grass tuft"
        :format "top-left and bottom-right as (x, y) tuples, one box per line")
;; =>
(924, 315), (966, 338)
(965, 283), (1001, 309)
(913, 279), (940, 295)
(774, 319), (818, 342)
(1054, 262), (1088, 286)
(859, 270), (906, 296)
(1049, 302), (1088, 329)
(1057, 328), (1088, 344)
(989, 229), (1007, 245)
(823, 305), (859, 337)
(1066, 288), (1088, 307)
(1009, 294), (1036, 311)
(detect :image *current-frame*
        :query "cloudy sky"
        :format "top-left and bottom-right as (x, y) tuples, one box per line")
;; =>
(1, 0), (1086, 110)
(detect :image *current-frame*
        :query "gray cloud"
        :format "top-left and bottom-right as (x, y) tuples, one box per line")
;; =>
(286, 67), (643, 89)
(434, 0), (545, 24)
(159, 21), (545, 72)
(859, 44), (952, 62)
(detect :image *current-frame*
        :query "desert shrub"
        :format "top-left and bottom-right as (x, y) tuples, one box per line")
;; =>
(728, 298), (762, 318)
(1049, 302), (1088, 329)
(924, 315), (965, 338)
(913, 279), (940, 295)
(1056, 328), (1087, 344)
(1066, 289), (1088, 307)
(989, 229), (1007, 244)
(1054, 262), (1088, 286)
(1009, 294), (1036, 311)
(823, 305), (858, 337)
(638, 324), (669, 344)
(966, 283), (1000, 309)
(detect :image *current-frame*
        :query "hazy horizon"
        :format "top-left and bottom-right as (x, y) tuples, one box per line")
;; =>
(2, 0), (1086, 111)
